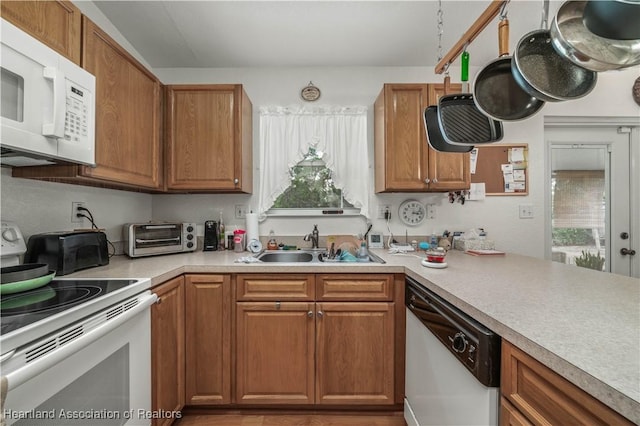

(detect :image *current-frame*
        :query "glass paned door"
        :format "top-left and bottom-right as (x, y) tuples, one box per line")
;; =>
(546, 126), (635, 277)
(550, 148), (607, 271)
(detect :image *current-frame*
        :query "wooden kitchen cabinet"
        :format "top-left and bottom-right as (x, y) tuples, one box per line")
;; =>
(236, 301), (316, 404)
(315, 302), (395, 405)
(235, 273), (399, 407)
(501, 340), (635, 426)
(151, 276), (185, 426)
(185, 274), (232, 405)
(374, 83), (470, 192)
(12, 17), (163, 191)
(1, 0), (81, 64)
(165, 85), (253, 193)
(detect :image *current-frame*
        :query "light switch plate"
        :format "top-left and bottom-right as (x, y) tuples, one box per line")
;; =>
(519, 204), (534, 219)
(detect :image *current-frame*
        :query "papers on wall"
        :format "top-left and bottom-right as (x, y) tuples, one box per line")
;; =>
(470, 148), (479, 174)
(467, 182), (486, 200)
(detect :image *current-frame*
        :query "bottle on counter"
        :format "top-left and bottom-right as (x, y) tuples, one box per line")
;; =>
(218, 211), (225, 249)
(356, 241), (369, 262)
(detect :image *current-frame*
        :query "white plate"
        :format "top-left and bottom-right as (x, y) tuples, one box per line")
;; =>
(421, 259), (448, 269)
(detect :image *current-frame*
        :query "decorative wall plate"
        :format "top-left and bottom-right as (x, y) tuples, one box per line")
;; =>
(399, 199), (426, 226)
(301, 81), (321, 101)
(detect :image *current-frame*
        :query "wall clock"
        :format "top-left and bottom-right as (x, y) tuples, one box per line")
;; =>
(399, 200), (426, 226)
(301, 81), (321, 102)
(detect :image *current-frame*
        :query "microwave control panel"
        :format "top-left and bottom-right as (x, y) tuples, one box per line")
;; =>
(64, 81), (90, 143)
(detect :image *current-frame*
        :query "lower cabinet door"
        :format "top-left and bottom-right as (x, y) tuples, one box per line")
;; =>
(152, 277), (185, 426)
(185, 274), (231, 405)
(500, 397), (533, 426)
(315, 302), (395, 405)
(235, 302), (315, 404)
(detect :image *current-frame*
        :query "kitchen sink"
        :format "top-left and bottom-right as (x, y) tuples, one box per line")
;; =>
(254, 249), (385, 264)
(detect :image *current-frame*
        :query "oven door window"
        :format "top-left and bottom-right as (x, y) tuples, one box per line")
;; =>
(14, 346), (130, 425)
(135, 225), (182, 248)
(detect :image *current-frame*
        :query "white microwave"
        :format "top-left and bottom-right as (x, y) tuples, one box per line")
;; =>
(0, 19), (96, 167)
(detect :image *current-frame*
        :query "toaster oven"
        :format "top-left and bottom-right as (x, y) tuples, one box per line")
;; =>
(123, 222), (196, 258)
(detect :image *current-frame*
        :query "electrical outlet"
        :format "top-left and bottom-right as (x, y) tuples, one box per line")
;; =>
(377, 205), (391, 219)
(426, 204), (436, 219)
(519, 204), (534, 219)
(71, 202), (86, 223)
(235, 204), (247, 219)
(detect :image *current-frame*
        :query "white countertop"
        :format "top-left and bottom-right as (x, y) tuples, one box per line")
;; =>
(66, 248), (640, 423)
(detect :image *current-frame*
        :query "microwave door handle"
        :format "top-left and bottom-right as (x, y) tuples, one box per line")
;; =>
(41, 66), (65, 138)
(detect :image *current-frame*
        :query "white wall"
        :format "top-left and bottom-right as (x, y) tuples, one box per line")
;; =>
(154, 66), (640, 258)
(0, 168), (152, 244)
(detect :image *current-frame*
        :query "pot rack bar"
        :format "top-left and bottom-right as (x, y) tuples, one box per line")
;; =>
(434, 0), (508, 74)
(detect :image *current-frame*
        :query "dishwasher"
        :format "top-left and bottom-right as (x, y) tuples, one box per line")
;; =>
(404, 276), (501, 426)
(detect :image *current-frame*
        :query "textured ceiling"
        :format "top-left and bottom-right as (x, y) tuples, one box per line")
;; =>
(94, 0), (555, 69)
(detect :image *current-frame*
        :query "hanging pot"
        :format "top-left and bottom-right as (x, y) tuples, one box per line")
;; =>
(582, 0), (640, 40)
(550, 1), (640, 72)
(511, 0), (597, 102)
(474, 18), (545, 121)
(424, 75), (474, 153)
(437, 56), (503, 146)
(424, 106), (474, 153)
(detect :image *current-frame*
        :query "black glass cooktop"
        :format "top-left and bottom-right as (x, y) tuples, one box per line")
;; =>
(1, 279), (137, 336)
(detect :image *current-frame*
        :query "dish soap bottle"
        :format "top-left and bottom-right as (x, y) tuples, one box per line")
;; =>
(356, 241), (369, 262)
(267, 230), (278, 250)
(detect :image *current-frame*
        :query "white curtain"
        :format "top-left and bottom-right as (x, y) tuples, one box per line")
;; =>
(258, 105), (370, 219)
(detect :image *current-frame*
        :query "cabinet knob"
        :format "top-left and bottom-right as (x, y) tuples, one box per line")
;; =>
(432, 178), (438, 184)
(234, 178), (239, 184)
(307, 310), (313, 318)
(317, 311), (324, 318)
(424, 178), (431, 184)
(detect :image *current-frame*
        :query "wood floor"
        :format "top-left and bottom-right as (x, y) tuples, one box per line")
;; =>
(176, 414), (407, 426)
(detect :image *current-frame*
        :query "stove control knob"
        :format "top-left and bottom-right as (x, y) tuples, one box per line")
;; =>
(452, 332), (468, 353)
(187, 242), (194, 248)
(187, 225), (194, 233)
(187, 234), (194, 240)
(2, 228), (18, 242)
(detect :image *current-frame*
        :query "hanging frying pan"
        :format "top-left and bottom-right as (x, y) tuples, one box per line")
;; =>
(511, 0), (597, 102)
(424, 74), (474, 153)
(550, 1), (640, 72)
(437, 56), (503, 146)
(424, 105), (474, 153)
(473, 17), (545, 121)
(582, 0), (640, 40)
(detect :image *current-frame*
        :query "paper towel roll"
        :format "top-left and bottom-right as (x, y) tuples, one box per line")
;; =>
(246, 213), (259, 243)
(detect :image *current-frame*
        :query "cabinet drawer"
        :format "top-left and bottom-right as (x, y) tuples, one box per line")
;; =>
(501, 341), (634, 426)
(500, 396), (533, 426)
(236, 274), (315, 301)
(317, 274), (393, 301)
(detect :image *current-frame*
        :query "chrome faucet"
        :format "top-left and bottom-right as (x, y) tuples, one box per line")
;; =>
(304, 224), (320, 249)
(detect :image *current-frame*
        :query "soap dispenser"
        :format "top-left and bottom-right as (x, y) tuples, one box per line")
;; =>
(356, 241), (369, 262)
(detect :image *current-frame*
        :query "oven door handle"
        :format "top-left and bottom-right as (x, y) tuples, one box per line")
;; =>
(135, 237), (181, 244)
(4, 292), (157, 391)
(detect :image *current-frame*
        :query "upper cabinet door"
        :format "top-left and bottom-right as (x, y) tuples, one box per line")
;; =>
(374, 84), (430, 192)
(1, 0), (81, 64)
(374, 83), (470, 193)
(80, 17), (162, 190)
(165, 85), (253, 193)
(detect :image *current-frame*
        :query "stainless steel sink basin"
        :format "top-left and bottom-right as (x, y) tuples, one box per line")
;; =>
(254, 249), (385, 264)
(257, 251), (315, 262)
